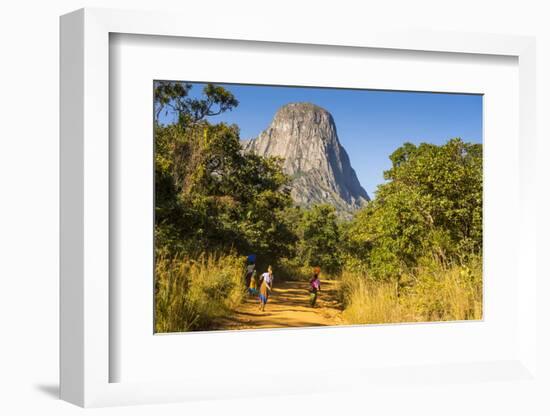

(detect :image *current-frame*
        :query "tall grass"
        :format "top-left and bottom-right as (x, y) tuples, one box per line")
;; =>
(155, 253), (246, 332)
(339, 257), (482, 325)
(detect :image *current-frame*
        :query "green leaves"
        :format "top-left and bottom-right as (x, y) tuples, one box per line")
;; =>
(347, 138), (482, 280)
(154, 83), (294, 262)
(297, 204), (342, 274)
(154, 81), (238, 125)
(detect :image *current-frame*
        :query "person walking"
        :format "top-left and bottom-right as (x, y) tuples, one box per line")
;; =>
(309, 267), (321, 307)
(248, 270), (258, 296)
(259, 266), (273, 311)
(244, 255), (256, 289)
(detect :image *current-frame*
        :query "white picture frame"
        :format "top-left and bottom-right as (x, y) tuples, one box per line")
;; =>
(60, 7), (537, 408)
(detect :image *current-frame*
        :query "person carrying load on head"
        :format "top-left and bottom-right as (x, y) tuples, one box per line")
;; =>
(248, 270), (259, 296)
(244, 254), (256, 289)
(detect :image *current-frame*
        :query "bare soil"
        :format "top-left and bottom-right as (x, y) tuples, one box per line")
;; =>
(217, 280), (344, 330)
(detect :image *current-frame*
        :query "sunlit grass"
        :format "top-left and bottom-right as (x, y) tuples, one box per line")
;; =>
(339, 257), (482, 325)
(155, 252), (246, 332)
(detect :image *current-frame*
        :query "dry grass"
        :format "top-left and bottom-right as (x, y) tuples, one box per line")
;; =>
(339, 258), (482, 325)
(154, 252), (246, 332)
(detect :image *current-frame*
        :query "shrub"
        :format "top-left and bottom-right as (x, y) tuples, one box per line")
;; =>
(275, 257), (313, 281)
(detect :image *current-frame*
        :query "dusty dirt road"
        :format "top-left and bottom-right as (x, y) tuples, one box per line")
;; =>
(217, 280), (344, 330)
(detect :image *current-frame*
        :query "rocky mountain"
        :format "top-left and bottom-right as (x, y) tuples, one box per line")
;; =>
(242, 102), (369, 215)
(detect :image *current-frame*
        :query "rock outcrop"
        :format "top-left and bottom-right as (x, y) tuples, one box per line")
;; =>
(242, 102), (369, 215)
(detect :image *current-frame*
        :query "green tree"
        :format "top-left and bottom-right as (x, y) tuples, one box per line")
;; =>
(154, 81), (238, 124)
(298, 204), (342, 273)
(154, 82), (296, 263)
(347, 138), (482, 279)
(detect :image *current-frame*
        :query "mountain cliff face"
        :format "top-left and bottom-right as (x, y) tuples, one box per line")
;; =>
(242, 102), (369, 215)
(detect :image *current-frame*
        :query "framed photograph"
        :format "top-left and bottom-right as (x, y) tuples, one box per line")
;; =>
(60, 8), (537, 407)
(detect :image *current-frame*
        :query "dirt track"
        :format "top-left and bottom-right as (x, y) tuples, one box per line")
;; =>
(217, 280), (344, 330)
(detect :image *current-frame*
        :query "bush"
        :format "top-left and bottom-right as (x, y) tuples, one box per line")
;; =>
(273, 257), (313, 281)
(155, 253), (246, 332)
(297, 204), (343, 274)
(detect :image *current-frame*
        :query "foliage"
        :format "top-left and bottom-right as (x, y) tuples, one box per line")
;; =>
(345, 138), (482, 280)
(275, 257), (315, 281)
(154, 80), (239, 124)
(296, 204), (342, 274)
(154, 82), (295, 263)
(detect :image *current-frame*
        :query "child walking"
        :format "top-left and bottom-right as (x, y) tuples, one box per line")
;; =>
(248, 270), (258, 296)
(309, 267), (321, 307)
(259, 266), (273, 311)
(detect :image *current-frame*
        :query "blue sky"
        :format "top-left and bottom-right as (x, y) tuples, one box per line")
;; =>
(158, 82), (482, 197)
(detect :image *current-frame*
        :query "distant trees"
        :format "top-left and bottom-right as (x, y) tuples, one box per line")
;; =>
(297, 204), (342, 274)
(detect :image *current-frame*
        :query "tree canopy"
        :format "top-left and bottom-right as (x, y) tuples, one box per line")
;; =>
(345, 138), (482, 279)
(154, 82), (295, 263)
